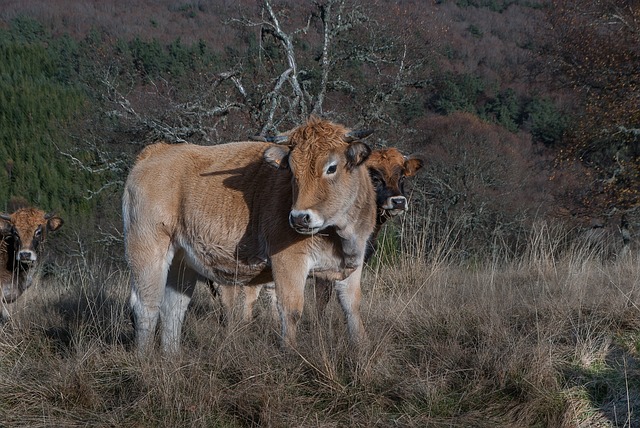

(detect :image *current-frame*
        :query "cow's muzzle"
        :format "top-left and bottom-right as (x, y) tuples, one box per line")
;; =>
(382, 196), (407, 215)
(17, 250), (37, 265)
(289, 211), (320, 235)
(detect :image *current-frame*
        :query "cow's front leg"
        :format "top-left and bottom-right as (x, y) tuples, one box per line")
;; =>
(334, 264), (366, 345)
(272, 257), (309, 349)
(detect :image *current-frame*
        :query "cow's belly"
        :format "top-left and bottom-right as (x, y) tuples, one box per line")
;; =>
(176, 239), (268, 286)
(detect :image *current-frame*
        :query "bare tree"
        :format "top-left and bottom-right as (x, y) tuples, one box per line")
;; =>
(224, 0), (428, 135)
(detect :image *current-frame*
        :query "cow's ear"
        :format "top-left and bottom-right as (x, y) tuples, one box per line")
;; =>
(264, 145), (291, 170)
(46, 214), (64, 232)
(346, 142), (371, 170)
(0, 215), (12, 235)
(404, 156), (424, 177)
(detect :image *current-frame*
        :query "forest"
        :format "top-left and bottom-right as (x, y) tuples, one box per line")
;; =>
(0, 1), (639, 426)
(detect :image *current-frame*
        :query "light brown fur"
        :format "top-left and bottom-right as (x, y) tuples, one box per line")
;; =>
(0, 208), (63, 318)
(123, 118), (376, 354)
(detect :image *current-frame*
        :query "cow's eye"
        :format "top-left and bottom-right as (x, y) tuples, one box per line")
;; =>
(371, 175), (383, 186)
(326, 164), (337, 175)
(34, 228), (42, 238)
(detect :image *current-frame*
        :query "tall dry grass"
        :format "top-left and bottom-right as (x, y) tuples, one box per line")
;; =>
(0, 213), (639, 427)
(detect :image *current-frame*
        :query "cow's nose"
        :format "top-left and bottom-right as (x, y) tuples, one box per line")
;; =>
(390, 197), (407, 210)
(289, 212), (311, 229)
(18, 251), (35, 262)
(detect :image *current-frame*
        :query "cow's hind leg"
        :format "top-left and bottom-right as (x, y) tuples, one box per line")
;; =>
(314, 277), (334, 317)
(241, 284), (261, 322)
(216, 284), (242, 326)
(334, 264), (365, 345)
(128, 238), (174, 356)
(161, 254), (197, 355)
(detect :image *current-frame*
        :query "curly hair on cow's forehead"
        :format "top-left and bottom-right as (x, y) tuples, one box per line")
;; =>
(287, 117), (350, 149)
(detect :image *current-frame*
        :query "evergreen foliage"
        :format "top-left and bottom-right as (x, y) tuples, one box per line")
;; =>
(0, 6), (573, 239)
(432, 72), (567, 144)
(0, 17), (222, 221)
(0, 19), (94, 215)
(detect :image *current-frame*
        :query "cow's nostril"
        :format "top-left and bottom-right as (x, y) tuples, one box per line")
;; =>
(19, 251), (33, 261)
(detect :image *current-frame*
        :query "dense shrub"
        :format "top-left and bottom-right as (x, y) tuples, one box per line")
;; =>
(410, 112), (552, 260)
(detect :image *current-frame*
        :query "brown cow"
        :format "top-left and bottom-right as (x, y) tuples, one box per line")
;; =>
(216, 147), (424, 321)
(0, 208), (64, 319)
(123, 118), (376, 354)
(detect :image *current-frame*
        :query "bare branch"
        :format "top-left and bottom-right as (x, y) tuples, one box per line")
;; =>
(263, 0), (308, 119)
(261, 68), (293, 135)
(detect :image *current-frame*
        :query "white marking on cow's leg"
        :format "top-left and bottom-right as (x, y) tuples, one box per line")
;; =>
(334, 264), (365, 344)
(128, 238), (174, 356)
(161, 256), (197, 354)
(130, 285), (159, 355)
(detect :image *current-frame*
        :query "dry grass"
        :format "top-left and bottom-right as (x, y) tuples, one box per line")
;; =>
(1, 217), (639, 427)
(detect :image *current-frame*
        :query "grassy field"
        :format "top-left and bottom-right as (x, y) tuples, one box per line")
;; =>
(0, 216), (639, 427)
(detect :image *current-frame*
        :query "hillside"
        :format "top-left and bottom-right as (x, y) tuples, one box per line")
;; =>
(0, 1), (639, 426)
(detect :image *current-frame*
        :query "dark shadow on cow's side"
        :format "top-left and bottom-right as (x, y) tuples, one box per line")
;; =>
(200, 160), (293, 270)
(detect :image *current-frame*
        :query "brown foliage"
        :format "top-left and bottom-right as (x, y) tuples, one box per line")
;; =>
(547, 0), (640, 219)
(410, 112), (552, 257)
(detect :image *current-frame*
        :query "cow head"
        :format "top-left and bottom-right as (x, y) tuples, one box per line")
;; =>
(366, 148), (424, 218)
(0, 208), (64, 266)
(263, 118), (373, 235)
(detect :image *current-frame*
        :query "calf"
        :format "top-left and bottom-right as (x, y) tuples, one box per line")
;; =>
(123, 118), (376, 354)
(0, 208), (64, 318)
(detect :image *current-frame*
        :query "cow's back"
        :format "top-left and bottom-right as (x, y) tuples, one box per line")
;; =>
(123, 141), (293, 282)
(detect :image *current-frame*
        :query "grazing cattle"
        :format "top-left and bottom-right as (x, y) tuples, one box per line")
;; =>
(123, 118), (376, 354)
(0, 208), (64, 319)
(217, 147), (424, 321)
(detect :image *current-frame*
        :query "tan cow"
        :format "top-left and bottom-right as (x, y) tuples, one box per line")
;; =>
(217, 147), (424, 321)
(123, 117), (376, 354)
(0, 208), (64, 319)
